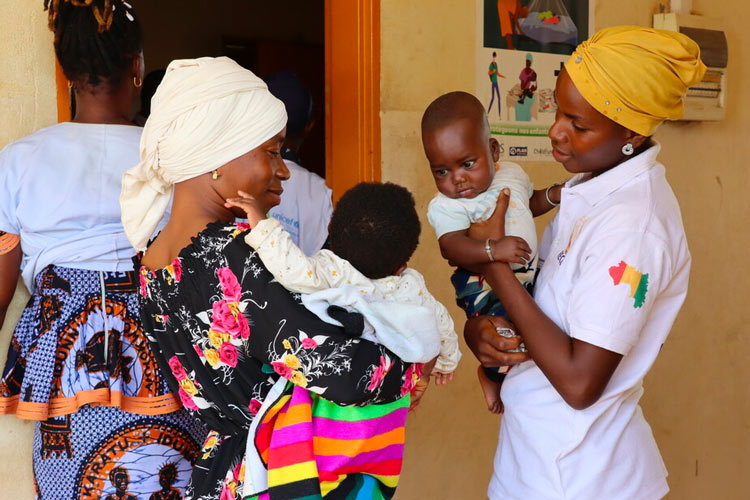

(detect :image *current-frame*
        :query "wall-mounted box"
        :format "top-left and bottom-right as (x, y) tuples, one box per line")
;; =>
(653, 13), (728, 121)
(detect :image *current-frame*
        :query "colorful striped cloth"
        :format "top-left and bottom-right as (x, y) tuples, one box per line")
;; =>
(248, 384), (409, 500)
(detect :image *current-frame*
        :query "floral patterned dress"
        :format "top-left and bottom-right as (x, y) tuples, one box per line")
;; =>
(136, 222), (417, 500)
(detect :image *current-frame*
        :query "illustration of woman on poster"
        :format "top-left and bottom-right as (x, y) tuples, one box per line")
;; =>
(518, 53), (537, 104)
(511, 53), (538, 122)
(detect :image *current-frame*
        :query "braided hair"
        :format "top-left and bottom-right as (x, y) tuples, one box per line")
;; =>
(44, 0), (142, 90)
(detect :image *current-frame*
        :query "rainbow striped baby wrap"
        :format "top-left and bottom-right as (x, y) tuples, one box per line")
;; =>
(244, 383), (410, 500)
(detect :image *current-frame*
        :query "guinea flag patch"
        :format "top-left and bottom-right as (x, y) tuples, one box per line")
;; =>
(608, 261), (649, 308)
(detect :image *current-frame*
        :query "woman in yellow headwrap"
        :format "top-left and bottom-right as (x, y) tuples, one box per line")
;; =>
(464, 26), (705, 499)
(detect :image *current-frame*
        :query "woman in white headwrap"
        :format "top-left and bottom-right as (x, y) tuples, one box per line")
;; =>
(123, 57), (419, 500)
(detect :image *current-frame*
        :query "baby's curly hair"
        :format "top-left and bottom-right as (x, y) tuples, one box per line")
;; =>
(328, 182), (421, 279)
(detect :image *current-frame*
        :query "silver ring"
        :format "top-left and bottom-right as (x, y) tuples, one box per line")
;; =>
(495, 327), (516, 338)
(495, 327), (528, 353)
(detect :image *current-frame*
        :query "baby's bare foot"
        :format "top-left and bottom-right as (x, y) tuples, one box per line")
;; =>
(477, 366), (504, 414)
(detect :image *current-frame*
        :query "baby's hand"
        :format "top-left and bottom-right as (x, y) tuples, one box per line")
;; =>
(224, 190), (267, 227)
(409, 375), (430, 411)
(433, 372), (454, 386)
(491, 236), (531, 265)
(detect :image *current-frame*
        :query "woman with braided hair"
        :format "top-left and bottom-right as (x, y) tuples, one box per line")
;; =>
(0, 1), (206, 498)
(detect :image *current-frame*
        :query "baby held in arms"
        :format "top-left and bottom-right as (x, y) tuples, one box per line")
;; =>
(226, 181), (461, 385)
(421, 91), (563, 412)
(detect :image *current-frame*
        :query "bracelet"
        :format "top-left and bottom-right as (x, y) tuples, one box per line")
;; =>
(545, 182), (562, 207)
(485, 238), (494, 262)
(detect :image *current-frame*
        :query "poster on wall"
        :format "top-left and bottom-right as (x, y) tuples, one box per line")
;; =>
(476, 0), (591, 161)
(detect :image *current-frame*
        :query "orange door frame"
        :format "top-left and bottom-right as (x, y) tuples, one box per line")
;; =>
(56, 60), (71, 122)
(54, 2), (382, 202)
(325, 0), (381, 202)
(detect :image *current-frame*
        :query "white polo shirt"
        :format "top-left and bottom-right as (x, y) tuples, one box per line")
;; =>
(489, 144), (689, 500)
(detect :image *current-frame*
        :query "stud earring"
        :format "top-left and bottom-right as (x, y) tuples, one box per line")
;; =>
(211, 170), (219, 180)
(133, 75), (142, 88)
(622, 143), (634, 156)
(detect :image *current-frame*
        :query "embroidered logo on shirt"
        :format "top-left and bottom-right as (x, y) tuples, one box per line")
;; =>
(609, 261), (649, 308)
(557, 217), (587, 265)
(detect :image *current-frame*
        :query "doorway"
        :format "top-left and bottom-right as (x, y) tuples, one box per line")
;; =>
(132, 0), (326, 179)
(56, 0), (381, 199)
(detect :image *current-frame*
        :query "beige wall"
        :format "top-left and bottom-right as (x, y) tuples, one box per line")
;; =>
(0, 2), (57, 147)
(0, 1), (56, 498)
(383, 0), (748, 499)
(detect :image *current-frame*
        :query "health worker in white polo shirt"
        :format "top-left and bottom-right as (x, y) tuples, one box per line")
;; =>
(464, 26), (706, 500)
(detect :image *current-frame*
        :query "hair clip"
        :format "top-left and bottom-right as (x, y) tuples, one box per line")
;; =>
(118, 1), (134, 21)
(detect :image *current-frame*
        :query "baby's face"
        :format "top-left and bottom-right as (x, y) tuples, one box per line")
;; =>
(423, 119), (496, 199)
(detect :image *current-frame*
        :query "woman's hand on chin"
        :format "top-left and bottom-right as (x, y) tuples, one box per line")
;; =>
(225, 190), (267, 227)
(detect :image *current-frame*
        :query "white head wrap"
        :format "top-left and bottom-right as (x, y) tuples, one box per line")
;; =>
(120, 56), (287, 251)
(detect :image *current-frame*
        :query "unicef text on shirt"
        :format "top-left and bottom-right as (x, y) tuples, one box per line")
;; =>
(270, 212), (299, 229)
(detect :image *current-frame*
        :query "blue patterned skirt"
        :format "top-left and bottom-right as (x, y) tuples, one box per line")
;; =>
(0, 266), (207, 499)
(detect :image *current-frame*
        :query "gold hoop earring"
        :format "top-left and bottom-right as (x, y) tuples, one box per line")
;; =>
(133, 75), (142, 88)
(211, 170), (219, 180)
(67, 81), (73, 89)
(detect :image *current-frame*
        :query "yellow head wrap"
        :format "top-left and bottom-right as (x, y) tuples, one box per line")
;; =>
(564, 26), (707, 137)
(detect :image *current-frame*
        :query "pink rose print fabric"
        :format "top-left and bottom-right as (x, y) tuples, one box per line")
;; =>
(136, 222), (415, 499)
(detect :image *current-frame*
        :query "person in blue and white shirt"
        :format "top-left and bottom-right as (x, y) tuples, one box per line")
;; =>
(265, 70), (332, 256)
